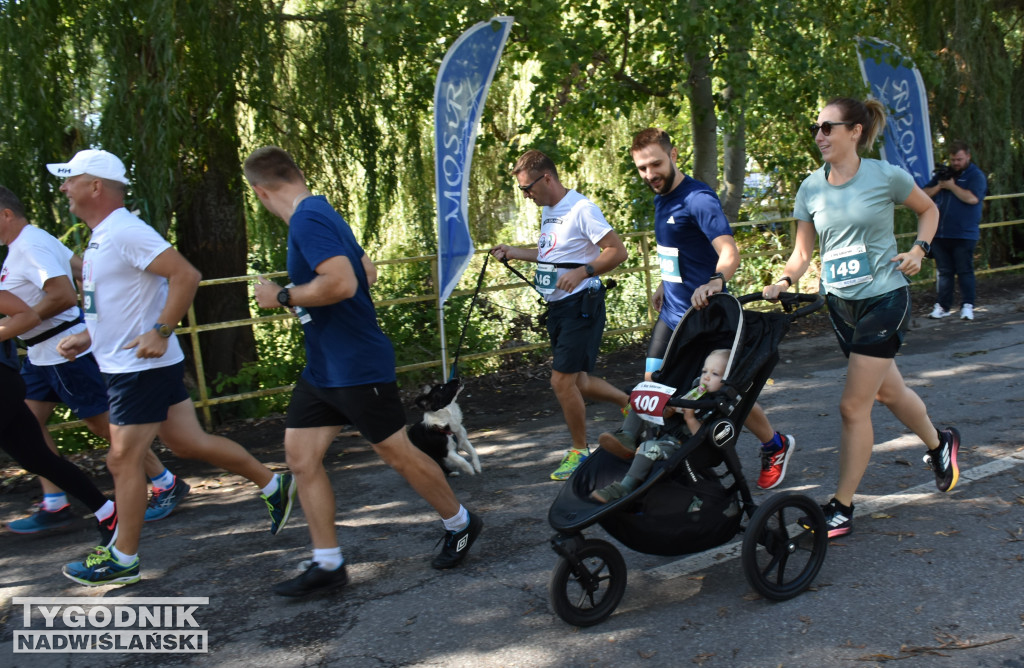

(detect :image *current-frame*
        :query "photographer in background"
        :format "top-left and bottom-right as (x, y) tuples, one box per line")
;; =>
(923, 141), (987, 320)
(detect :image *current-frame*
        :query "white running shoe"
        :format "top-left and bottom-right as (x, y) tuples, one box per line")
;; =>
(929, 303), (952, 319)
(961, 304), (974, 320)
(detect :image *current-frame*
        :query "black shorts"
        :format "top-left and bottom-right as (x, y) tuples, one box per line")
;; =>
(285, 377), (407, 445)
(545, 288), (606, 374)
(104, 362), (190, 426)
(827, 286), (911, 359)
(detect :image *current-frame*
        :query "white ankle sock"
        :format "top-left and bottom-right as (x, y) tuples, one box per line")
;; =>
(313, 547), (343, 571)
(442, 506), (469, 532)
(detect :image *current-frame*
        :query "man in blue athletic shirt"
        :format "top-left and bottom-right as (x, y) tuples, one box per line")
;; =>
(598, 128), (796, 490)
(246, 146), (482, 598)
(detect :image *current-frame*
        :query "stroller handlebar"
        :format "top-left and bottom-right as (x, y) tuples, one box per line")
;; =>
(738, 291), (825, 319)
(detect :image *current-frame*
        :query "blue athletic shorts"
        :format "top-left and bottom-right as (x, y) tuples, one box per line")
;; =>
(545, 289), (606, 374)
(285, 377), (407, 445)
(21, 353), (109, 419)
(827, 285), (911, 359)
(103, 361), (190, 426)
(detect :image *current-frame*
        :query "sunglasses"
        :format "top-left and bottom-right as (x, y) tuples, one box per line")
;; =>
(518, 174), (545, 193)
(809, 121), (853, 137)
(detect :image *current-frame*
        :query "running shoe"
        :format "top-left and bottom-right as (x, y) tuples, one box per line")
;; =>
(550, 449), (588, 481)
(597, 431), (637, 460)
(800, 497), (854, 539)
(757, 434), (795, 490)
(960, 304), (974, 321)
(144, 476), (191, 522)
(923, 427), (960, 492)
(273, 562), (348, 597)
(62, 546), (140, 586)
(929, 304), (952, 319)
(96, 507), (118, 548)
(431, 511), (483, 570)
(262, 472), (297, 535)
(7, 504), (75, 534)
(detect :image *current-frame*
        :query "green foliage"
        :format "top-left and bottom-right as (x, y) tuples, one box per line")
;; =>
(2, 0), (1023, 444)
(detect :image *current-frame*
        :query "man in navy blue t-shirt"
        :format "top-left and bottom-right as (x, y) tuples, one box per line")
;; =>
(246, 147), (482, 598)
(923, 140), (987, 321)
(598, 128), (796, 491)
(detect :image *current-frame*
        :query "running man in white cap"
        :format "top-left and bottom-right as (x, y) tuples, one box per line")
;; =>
(48, 149), (297, 586)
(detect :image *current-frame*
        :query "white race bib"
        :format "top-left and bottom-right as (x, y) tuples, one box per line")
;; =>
(630, 380), (677, 425)
(822, 244), (872, 288)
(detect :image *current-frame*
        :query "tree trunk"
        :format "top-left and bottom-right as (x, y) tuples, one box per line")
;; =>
(685, 49), (718, 190)
(174, 126), (257, 413)
(721, 85), (746, 223)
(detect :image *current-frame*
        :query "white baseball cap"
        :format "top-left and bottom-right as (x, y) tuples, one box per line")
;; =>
(46, 149), (130, 185)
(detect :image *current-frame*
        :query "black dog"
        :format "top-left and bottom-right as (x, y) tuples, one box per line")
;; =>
(407, 378), (481, 476)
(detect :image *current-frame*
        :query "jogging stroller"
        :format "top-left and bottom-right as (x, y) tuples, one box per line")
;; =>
(547, 291), (828, 626)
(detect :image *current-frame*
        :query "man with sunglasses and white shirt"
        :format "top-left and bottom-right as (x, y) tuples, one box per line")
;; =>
(490, 149), (629, 481)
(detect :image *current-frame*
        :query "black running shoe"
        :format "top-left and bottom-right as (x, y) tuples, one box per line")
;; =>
(800, 497), (854, 539)
(273, 562), (348, 598)
(923, 428), (960, 492)
(96, 507), (118, 548)
(431, 512), (483, 570)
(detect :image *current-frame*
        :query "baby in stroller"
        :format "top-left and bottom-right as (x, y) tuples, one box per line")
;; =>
(591, 348), (729, 503)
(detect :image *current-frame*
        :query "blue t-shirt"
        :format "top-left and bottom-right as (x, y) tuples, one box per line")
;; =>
(0, 338), (18, 371)
(924, 162), (987, 240)
(288, 196), (396, 387)
(654, 175), (733, 326)
(794, 159), (915, 300)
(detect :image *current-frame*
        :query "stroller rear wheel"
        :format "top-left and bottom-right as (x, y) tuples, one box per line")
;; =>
(549, 538), (627, 626)
(741, 492), (828, 601)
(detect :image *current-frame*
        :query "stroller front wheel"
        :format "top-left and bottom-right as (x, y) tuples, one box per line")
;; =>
(549, 538), (627, 627)
(741, 492), (828, 601)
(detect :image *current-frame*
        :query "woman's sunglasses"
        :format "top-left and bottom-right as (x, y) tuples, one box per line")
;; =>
(809, 121), (853, 137)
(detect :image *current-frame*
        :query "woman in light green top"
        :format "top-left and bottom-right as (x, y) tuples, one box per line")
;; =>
(763, 97), (960, 539)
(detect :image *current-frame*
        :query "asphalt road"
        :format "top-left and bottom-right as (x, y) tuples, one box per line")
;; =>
(2, 295), (1023, 668)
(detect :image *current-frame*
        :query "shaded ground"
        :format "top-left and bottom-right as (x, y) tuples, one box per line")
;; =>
(1, 272), (1021, 515)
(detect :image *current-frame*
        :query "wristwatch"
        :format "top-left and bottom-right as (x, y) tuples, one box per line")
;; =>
(153, 323), (173, 338)
(912, 239), (931, 255)
(277, 287), (291, 307)
(584, 264), (596, 277)
(708, 272), (726, 286)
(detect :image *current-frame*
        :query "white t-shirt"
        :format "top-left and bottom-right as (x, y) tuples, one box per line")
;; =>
(81, 208), (183, 373)
(0, 225), (90, 365)
(536, 189), (613, 302)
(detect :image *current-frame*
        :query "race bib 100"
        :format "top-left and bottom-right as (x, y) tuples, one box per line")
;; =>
(630, 380), (677, 425)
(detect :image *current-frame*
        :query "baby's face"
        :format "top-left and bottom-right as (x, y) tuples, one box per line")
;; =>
(699, 357), (726, 392)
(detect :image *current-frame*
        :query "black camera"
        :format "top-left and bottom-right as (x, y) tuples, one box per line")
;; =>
(933, 164), (957, 181)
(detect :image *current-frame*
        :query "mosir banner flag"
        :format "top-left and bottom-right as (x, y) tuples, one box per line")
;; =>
(434, 16), (513, 304)
(856, 37), (934, 186)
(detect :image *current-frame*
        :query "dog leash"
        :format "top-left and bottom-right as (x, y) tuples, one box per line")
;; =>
(448, 253), (493, 380)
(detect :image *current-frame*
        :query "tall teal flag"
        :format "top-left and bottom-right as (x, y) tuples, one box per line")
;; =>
(856, 37), (935, 186)
(434, 16), (513, 305)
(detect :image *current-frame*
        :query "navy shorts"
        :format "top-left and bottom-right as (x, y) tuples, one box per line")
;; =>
(285, 377), (407, 445)
(545, 289), (606, 374)
(103, 362), (190, 426)
(22, 353), (109, 419)
(827, 286), (911, 359)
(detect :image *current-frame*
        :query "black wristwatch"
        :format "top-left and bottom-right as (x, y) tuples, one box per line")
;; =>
(912, 239), (931, 255)
(277, 287), (291, 307)
(153, 323), (173, 338)
(708, 272), (726, 286)
(584, 264), (596, 277)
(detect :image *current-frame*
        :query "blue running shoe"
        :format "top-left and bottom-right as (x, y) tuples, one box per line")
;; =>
(63, 546), (140, 586)
(144, 476), (191, 522)
(8, 505), (76, 534)
(262, 473), (297, 535)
